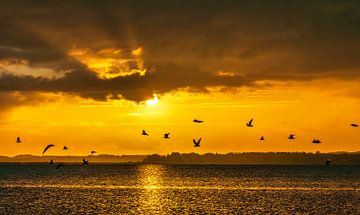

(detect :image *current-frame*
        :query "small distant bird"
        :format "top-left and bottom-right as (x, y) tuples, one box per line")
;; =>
(16, 137), (21, 143)
(288, 134), (296, 140)
(325, 159), (332, 166)
(49, 159), (54, 164)
(63, 146), (68, 150)
(43, 144), (55, 154)
(56, 163), (64, 171)
(142, 130), (149, 136)
(246, 119), (254, 127)
(350, 124), (358, 127)
(312, 139), (321, 144)
(82, 158), (89, 165)
(164, 133), (170, 139)
(193, 138), (201, 147)
(260, 136), (265, 141)
(91, 151), (97, 155)
(193, 119), (203, 123)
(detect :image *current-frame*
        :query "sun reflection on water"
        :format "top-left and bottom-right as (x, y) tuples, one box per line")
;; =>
(137, 164), (166, 212)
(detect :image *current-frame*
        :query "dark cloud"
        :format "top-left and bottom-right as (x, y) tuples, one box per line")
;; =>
(0, 0), (359, 102)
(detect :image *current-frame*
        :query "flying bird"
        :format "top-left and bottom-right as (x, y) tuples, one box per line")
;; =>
(63, 146), (68, 150)
(142, 130), (149, 136)
(82, 158), (89, 165)
(312, 139), (321, 144)
(43, 144), (55, 154)
(246, 119), (254, 127)
(260, 136), (265, 141)
(193, 138), (202, 147)
(288, 134), (296, 140)
(16, 137), (21, 143)
(350, 124), (359, 127)
(164, 133), (170, 139)
(193, 119), (203, 123)
(91, 151), (97, 155)
(56, 163), (64, 171)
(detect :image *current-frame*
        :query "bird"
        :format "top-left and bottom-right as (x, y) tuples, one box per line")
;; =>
(164, 133), (170, 139)
(350, 124), (359, 127)
(43, 144), (55, 154)
(325, 159), (332, 166)
(56, 163), (64, 171)
(82, 158), (89, 165)
(246, 119), (254, 127)
(193, 138), (201, 147)
(288, 134), (296, 140)
(193, 119), (203, 123)
(312, 139), (321, 144)
(142, 130), (149, 136)
(16, 137), (21, 143)
(63, 146), (68, 150)
(91, 151), (97, 155)
(49, 159), (54, 165)
(260, 136), (265, 141)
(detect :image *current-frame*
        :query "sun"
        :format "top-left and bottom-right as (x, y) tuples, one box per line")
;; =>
(146, 95), (159, 106)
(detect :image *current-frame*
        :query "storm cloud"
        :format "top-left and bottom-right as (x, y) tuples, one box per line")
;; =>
(0, 0), (359, 102)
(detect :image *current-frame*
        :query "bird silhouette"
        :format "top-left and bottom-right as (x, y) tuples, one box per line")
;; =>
(325, 159), (332, 166)
(56, 163), (64, 171)
(246, 119), (254, 127)
(63, 146), (68, 150)
(193, 138), (201, 147)
(142, 130), (149, 136)
(82, 158), (89, 165)
(43, 144), (55, 154)
(91, 151), (97, 155)
(312, 139), (321, 144)
(288, 134), (296, 140)
(16, 137), (21, 143)
(350, 124), (359, 127)
(260, 136), (265, 141)
(193, 119), (203, 123)
(164, 133), (170, 139)
(49, 159), (54, 164)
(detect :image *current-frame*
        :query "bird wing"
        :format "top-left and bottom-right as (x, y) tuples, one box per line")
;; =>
(197, 138), (202, 144)
(43, 145), (50, 154)
(249, 119), (253, 124)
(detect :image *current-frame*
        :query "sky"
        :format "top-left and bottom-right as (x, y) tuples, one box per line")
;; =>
(0, 0), (359, 156)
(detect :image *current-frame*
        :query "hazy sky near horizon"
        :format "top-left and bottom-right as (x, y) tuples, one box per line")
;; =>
(0, 0), (359, 156)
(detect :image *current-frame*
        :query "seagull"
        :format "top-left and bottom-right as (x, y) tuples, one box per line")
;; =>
(16, 137), (21, 143)
(82, 158), (89, 165)
(43, 144), (55, 154)
(193, 119), (203, 123)
(91, 151), (97, 155)
(56, 163), (64, 171)
(350, 124), (359, 127)
(193, 138), (201, 147)
(325, 159), (332, 166)
(164, 133), (170, 139)
(246, 119), (254, 127)
(142, 130), (149, 136)
(260, 136), (265, 141)
(63, 146), (68, 150)
(288, 134), (296, 140)
(49, 159), (54, 165)
(312, 139), (321, 144)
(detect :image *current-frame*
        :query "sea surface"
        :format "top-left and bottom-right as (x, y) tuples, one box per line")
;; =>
(0, 164), (359, 214)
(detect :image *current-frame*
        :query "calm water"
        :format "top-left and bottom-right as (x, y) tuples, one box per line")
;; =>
(0, 164), (359, 214)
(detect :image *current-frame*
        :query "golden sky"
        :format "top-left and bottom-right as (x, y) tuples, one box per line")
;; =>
(0, 1), (359, 156)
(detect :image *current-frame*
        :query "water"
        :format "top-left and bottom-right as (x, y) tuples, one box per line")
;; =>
(0, 164), (359, 214)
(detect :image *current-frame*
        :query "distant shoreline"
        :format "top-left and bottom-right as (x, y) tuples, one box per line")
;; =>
(0, 152), (359, 165)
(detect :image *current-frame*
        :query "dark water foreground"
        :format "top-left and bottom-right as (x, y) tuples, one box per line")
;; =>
(0, 164), (359, 214)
